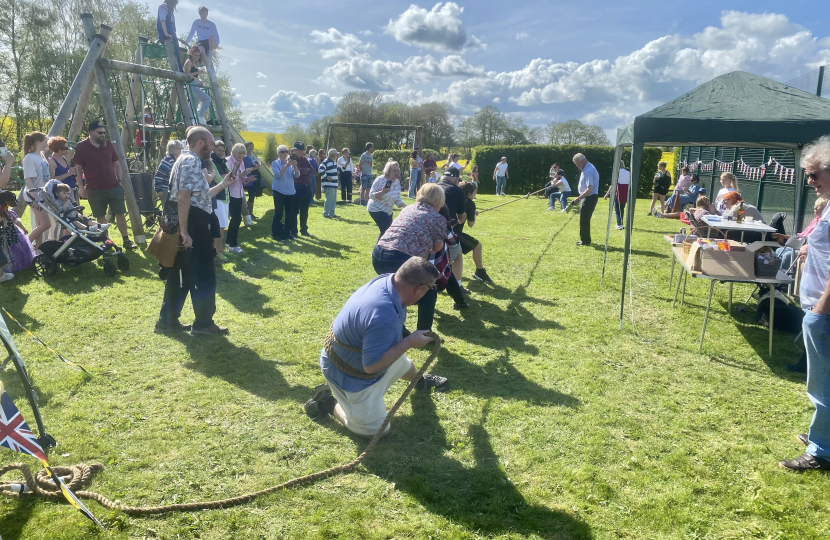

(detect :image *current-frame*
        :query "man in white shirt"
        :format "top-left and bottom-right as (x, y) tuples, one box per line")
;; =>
(780, 136), (830, 472)
(185, 6), (220, 70)
(571, 153), (600, 246)
(493, 157), (509, 196)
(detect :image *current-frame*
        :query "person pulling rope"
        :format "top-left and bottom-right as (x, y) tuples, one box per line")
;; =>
(0, 332), (442, 516)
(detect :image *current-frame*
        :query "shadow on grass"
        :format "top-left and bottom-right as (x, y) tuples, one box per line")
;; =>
(180, 335), (311, 404)
(0, 498), (35, 540)
(436, 349), (580, 407)
(366, 399), (592, 539)
(599, 245), (664, 258)
(725, 302), (803, 382)
(437, 215), (572, 353)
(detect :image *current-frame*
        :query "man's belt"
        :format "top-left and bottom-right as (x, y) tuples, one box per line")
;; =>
(324, 326), (378, 380)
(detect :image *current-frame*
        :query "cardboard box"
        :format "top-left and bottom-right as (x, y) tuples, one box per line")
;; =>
(686, 240), (754, 278)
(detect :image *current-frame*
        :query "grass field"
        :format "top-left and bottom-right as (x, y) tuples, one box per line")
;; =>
(0, 195), (827, 539)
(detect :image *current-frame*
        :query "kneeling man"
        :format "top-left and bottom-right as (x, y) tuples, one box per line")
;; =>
(305, 257), (450, 437)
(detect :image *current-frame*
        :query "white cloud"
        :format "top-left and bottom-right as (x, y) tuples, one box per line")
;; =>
(389, 11), (830, 127)
(515, 32), (528, 41)
(324, 53), (486, 91)
(310, 28), (374, 50)
(359, 30), (374, 36)
(248, 11), (830, 134)
(255, 72), (267, 79)
(384, 2), (484, 53)
(229, 59), (238, 67)
(258, 85), (266, 88)
(245, 91), (339, 131)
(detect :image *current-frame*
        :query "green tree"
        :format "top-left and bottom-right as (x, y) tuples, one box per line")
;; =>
(545, 119), (610, 145)
(264, 133), (278, 164)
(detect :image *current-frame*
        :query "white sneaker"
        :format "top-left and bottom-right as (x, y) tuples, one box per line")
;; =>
(546, 207), (555, 211)
(615, 225), (624, 230)
(98, 223), (111, 232)
(560, 209), (566, 213)
(229, 246), (244, 254)
(0, 272), (14, 283)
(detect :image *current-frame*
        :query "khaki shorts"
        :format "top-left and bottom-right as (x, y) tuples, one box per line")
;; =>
(325, 355), (414, 437)
(87, 185), (126, 218)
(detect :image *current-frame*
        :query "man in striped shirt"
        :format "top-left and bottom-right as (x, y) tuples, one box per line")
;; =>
(318, 149), (340, 218)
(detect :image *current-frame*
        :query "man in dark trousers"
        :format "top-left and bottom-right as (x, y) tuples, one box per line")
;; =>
(437, 168), (470, 308)
(156, 127), (233, 335)
(571, 153), (600, 247)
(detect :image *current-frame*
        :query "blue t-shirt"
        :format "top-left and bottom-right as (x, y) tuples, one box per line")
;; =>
(320, 274), (405, 392)
(271, 159), (297, 195)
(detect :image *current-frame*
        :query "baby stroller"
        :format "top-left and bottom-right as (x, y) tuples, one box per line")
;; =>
(28, 182), (129, 277)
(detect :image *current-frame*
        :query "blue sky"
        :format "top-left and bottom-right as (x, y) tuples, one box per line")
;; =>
(174, 0), (830, 135)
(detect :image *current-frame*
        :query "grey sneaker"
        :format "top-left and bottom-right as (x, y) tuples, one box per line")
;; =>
(415, 374), (450, 393)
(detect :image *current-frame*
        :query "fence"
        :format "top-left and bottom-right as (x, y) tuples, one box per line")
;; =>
(675, 146), (811, 235)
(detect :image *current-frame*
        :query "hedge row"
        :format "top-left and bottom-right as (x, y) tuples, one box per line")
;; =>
(371, 149), (439, 175)
(471, 144), (663, 198)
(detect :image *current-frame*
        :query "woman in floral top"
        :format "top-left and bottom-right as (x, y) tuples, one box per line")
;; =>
(372, 184), (447, 330)
(367, 160), (406, 237)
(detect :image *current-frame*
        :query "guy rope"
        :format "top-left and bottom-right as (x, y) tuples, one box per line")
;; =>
(0, 333), (443, 516)
(477, 186), (548, 214)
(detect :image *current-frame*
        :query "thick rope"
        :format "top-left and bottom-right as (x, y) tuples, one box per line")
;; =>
(324, 326), (377, 380)
(0, 332), (442, 516)
(477, 187), (547, 214)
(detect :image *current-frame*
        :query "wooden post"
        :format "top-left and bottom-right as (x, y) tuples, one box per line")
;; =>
(48, 34), (109, 138)
(100, 58), (193, 83)
(205, 64), (232, 150)
(157, 86), (179, 165)
(162, 38), (194, 128)
(94, 50), (146, 243)
(67, 18), (110, 143)
(325, 123), (333, 153)
(119, 41), (147, 157)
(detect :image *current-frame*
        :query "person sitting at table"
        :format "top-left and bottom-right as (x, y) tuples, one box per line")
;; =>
(656, 194), (715, 220)
(663, 173), (702, 215)
(772, 197), (828, 272)
(721, 192), (763, 221)
(720, 191), (765, 242)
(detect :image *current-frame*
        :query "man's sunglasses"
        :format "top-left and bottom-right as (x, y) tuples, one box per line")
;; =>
(807, 171), (826, 181)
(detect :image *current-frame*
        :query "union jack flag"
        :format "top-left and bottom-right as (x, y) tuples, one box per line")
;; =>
(0, 383), (103, 528)
(0, 387), (46, 462)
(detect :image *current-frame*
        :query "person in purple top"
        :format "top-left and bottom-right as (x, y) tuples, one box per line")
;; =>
(288, 141), (315, 236)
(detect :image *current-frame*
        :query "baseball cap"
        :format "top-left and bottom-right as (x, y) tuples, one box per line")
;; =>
(443, 168), (460, 178)
(293, 140), (305, 150)
(88, 120), (105, 132)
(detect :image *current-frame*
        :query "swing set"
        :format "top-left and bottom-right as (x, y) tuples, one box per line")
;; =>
(47, 13), (257, 243)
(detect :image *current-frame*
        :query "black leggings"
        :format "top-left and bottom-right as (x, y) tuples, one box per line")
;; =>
(340, 171), (353, 201)
(369, 210), (393, 238)
(226, 196), (243, 247)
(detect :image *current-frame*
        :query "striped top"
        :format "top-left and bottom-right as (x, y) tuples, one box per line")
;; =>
(318, 158), (339, 189)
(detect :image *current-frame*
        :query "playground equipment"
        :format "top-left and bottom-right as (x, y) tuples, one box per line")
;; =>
(47, 13), (261, 243)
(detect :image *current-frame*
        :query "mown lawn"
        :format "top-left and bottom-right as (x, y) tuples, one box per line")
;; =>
(0, 195), (826, 539)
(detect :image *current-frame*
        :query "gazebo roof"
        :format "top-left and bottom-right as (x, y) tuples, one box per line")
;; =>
(616, 71), (830, 148)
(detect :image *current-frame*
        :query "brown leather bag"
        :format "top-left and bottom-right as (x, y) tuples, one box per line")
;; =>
(146, 227), (181, 267)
